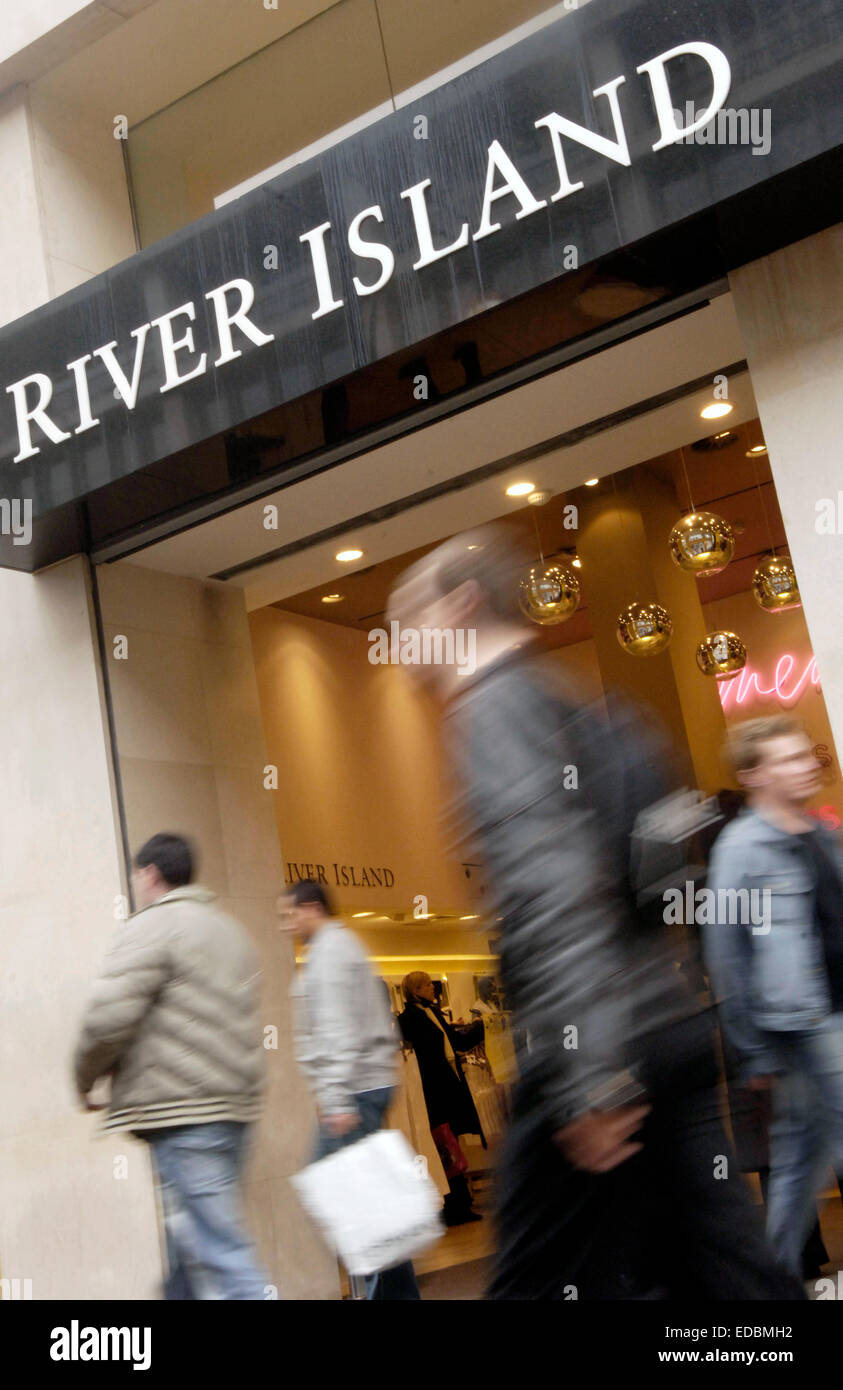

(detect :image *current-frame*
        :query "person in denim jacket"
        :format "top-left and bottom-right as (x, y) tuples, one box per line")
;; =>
(704, 715), (843, 1275)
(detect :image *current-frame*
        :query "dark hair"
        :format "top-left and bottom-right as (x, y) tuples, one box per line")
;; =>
(436, 523), (534, 620)
(134, 833), (194, 888)
(390, 522), (534, 625)
(288, 878), (334, 915)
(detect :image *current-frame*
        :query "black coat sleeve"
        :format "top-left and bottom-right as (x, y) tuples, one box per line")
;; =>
(446, 667), (643, 1129)
(444, 1014), (484, 1053)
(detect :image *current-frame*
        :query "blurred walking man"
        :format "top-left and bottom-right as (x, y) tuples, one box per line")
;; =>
(73, 833), (268, 1299)
(387, 524), (802, 1300)
(280, 878), (420, 1299)
(704, 717), (843, 1275)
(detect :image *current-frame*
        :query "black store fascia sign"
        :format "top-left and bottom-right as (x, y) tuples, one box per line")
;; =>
(0, 0), (840, 569)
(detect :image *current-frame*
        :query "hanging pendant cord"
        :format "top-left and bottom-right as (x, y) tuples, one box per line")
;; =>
(679, 446), (696, 513)
(373, 0), (398, 111)
(611, 471), (631, 550)
(750, 450), (778, 557)
(531, 506), (545, 565)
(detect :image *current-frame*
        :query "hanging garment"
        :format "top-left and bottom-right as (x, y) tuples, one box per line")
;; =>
(463, 1056), (507, 1143)
(386, 1048), (449, 1196)
(483, 1013), (518, 1086)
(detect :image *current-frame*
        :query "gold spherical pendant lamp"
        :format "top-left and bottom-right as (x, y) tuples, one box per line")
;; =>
(751, 554), (802, 613)
(668, 511), (735, 576)
(696, 631), (747, 681)
(616, 602), (673, 656)
(518, 562), (580, 625)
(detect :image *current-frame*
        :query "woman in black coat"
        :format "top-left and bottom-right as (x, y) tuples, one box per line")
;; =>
(399, 971), (485, 1225)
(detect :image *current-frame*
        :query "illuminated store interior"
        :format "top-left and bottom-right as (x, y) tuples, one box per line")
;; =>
(246, 411), (840, 1022)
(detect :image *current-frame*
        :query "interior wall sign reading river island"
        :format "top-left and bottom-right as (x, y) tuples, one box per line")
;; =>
(283, 862), (397, 889)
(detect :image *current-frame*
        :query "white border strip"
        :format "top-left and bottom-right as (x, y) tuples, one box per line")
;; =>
(214, 0), (588, 209)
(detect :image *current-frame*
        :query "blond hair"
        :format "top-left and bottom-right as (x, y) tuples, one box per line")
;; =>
(724, 715), (805, 774)
(402, 970), (430, 1002)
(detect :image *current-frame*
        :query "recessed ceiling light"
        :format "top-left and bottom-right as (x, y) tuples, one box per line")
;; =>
(746, 444), (768, 456)
(335, 548), (363, 562)
(321, 593), (344, 603)
(506, 481), (535, 496)
(584, 477), (599, 487)
(700, 402), (733, 419)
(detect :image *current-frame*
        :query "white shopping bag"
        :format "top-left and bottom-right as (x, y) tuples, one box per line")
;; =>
(291, 1128), (444, 1276)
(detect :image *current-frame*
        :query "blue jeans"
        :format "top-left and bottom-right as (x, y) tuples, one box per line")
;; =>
(764, 1014), (843, 1274)
(147, 1121), (270, 1300)
(313, 1086), (421, 1300)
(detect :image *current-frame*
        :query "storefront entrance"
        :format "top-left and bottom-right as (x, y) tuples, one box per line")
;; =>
(92, 298), (843, 1288)
(2, 0), (841, 1302)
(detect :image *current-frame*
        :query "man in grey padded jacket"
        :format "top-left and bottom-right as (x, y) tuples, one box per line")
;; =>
(387, 522), (802, 1301)
(73, 832), (269, 1300)
(281, 877), (420, 1299)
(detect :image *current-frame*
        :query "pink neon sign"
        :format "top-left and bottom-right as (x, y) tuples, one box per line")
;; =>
(718, 651), (821, 710)
(806, 804), (842, 831)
